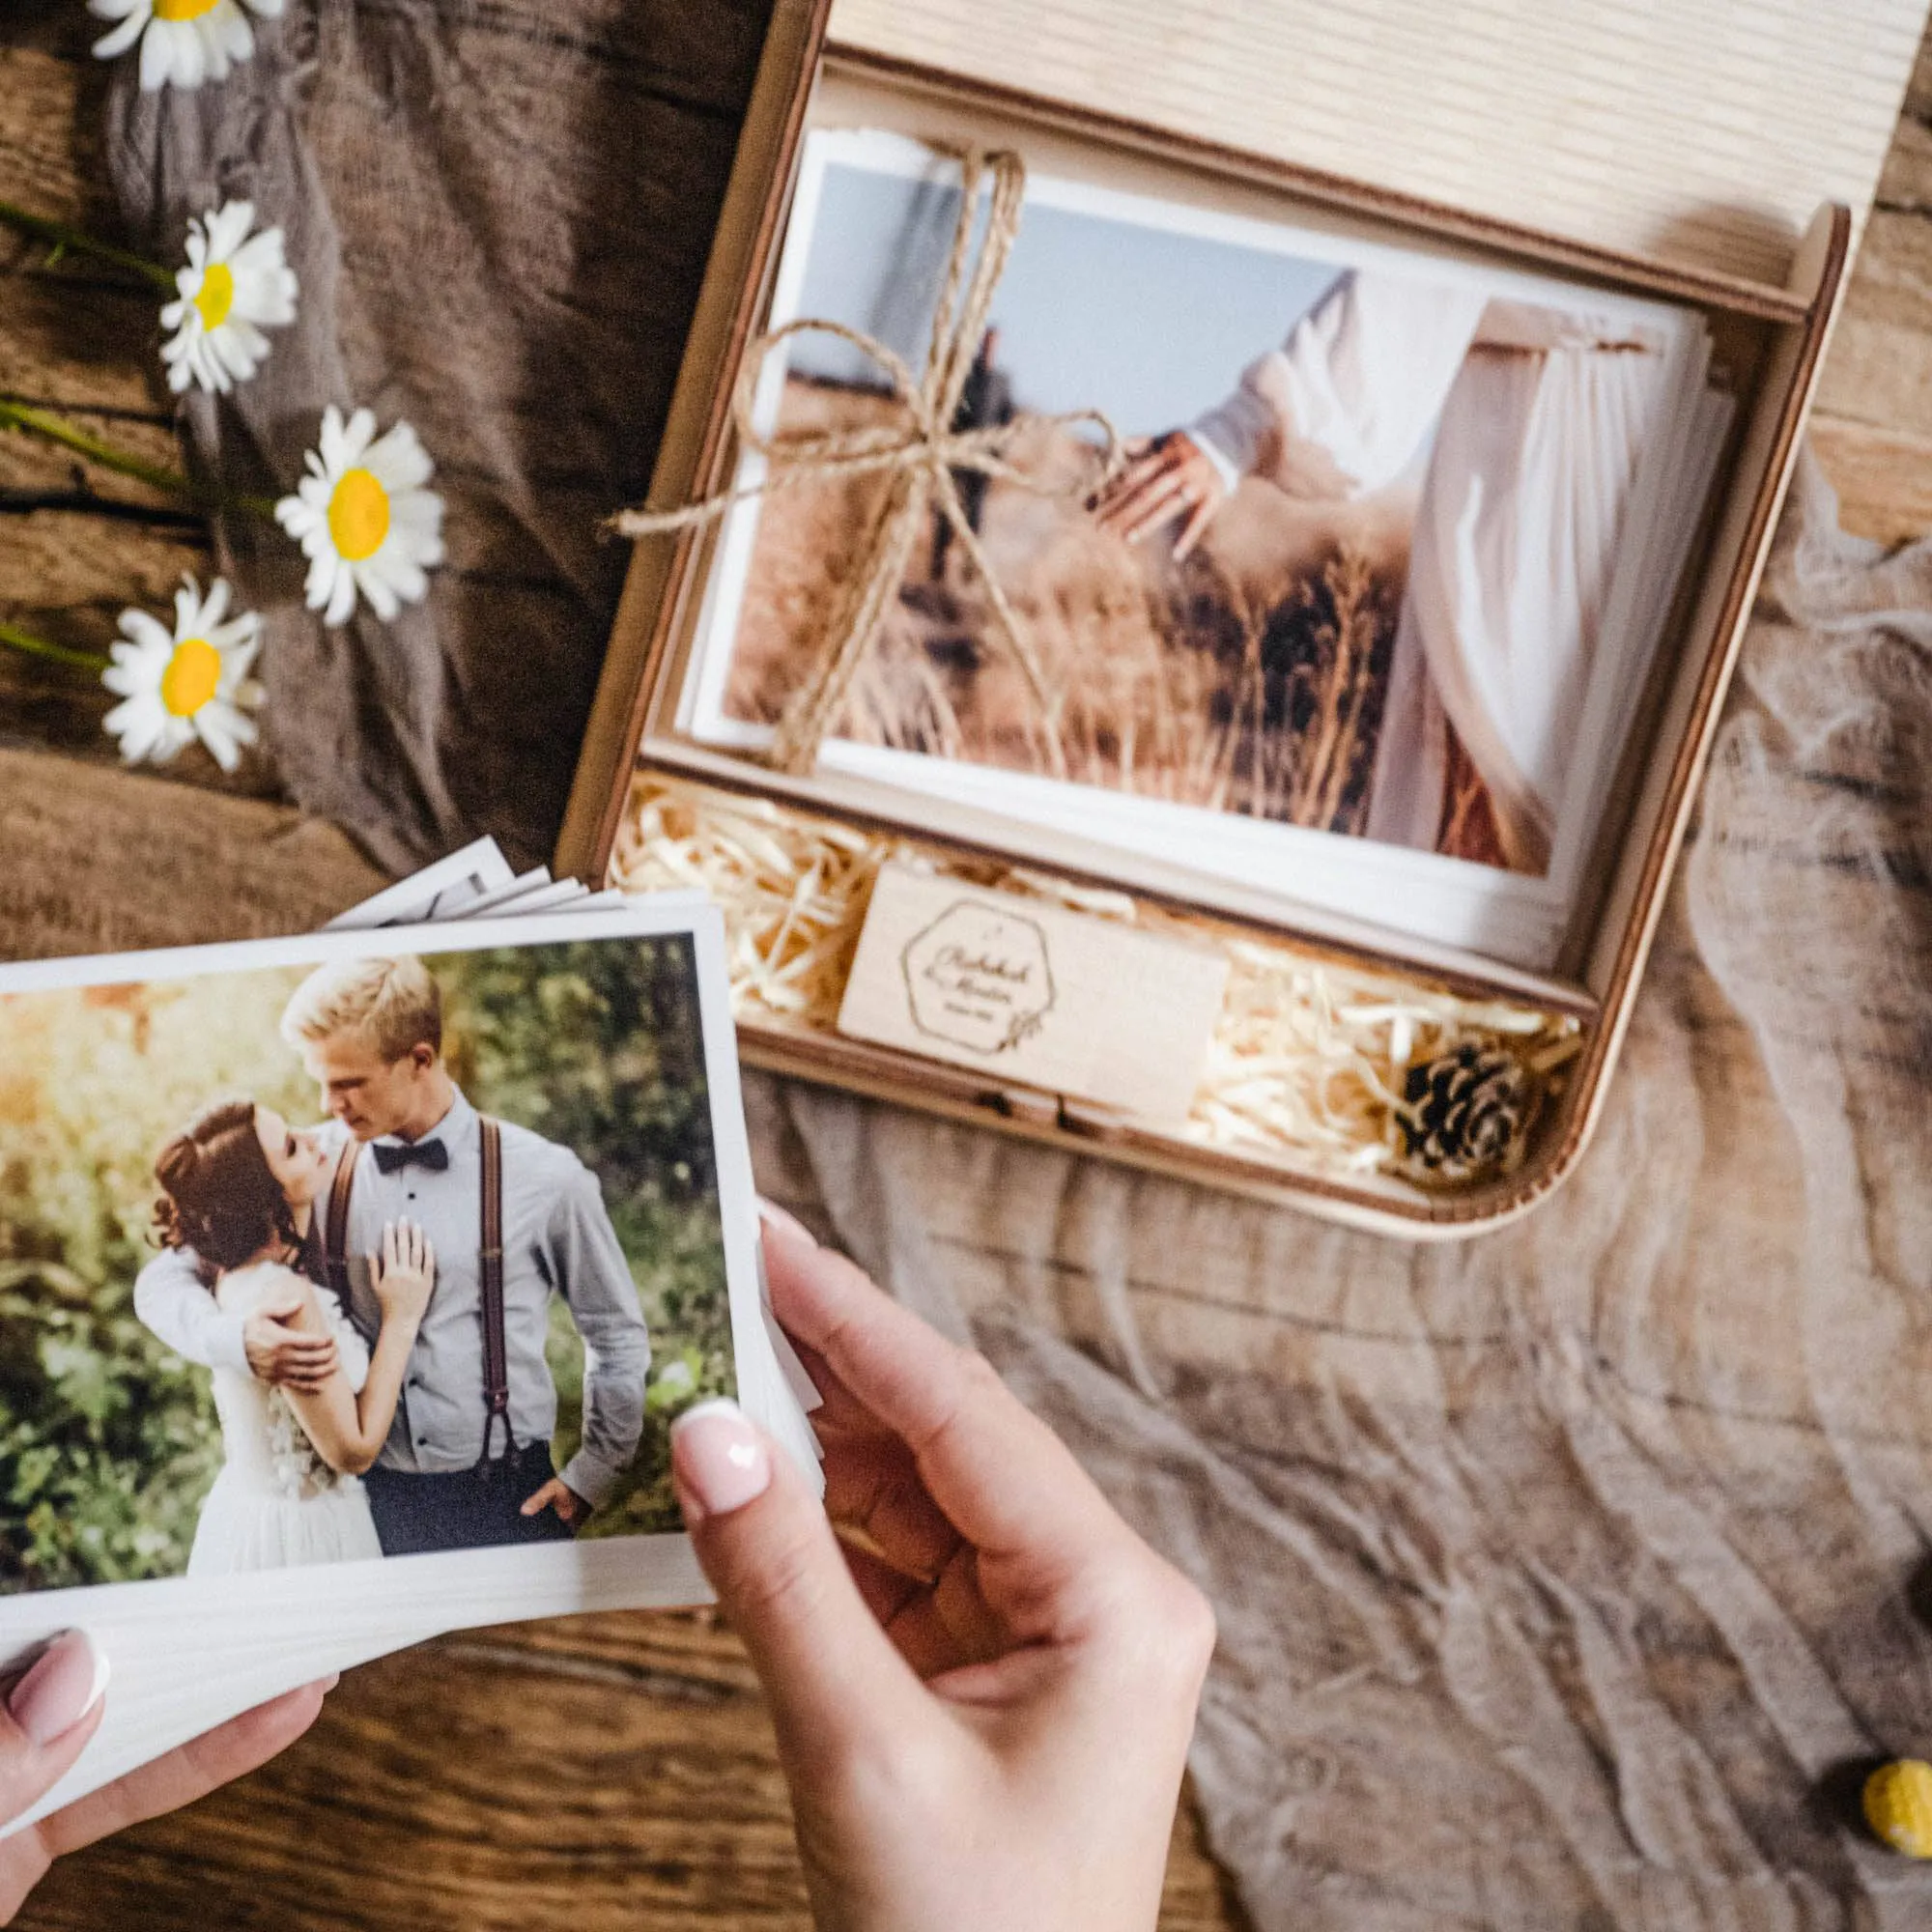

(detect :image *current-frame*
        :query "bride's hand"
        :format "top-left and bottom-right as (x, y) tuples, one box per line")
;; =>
(1088, 429), (1229, 559)
(368, 1220), (436, 1330)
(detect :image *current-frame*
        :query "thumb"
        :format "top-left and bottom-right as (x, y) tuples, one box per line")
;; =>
(671, 1400), (918, 1762)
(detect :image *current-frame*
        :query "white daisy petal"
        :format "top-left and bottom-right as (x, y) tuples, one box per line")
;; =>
(341, 408), (378, 464)
(229, 230), (283, 278)
(120, 610), (174, 653)
(323, 560), (359, 627)
(384, 557), (430, 607)
(320, 405), (351, 467)
(91, 10), (149, 61)
(355, 567), (401, 626)
(195, 710), (242, 772)
(137, 18), (173, 90)
(177, 19), (211, 88)
(214, 201), (255, 254)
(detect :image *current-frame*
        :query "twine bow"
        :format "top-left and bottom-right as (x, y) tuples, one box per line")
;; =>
(614, 147), (1121, 778)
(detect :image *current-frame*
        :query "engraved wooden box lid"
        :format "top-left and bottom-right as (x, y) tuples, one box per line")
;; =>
(827, 0), (1929, 289)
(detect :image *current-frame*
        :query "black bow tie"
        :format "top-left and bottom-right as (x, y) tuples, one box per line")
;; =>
(372, 1138), (450, 1175)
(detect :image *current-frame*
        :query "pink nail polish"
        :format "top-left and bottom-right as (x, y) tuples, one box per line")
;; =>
(8, 1631), (103, 1747)
(670, 1399), (773, 1520)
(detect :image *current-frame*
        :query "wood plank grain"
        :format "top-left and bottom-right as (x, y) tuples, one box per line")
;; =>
(0, 46), (111, 231)
(1807, 415), (1932, 545)
(0, 746), (383, 956)
(0, 273), (173, 423)
(0, 507), (209, 612)
(1813, 207), (1932, 439)
(14, 1615), (1246, 1932)
(1811, 34), (1932, 440)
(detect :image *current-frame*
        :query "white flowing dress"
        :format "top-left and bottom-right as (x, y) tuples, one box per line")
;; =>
(1190, 269), (1670, 874)
(185, 1262), (384, 1576)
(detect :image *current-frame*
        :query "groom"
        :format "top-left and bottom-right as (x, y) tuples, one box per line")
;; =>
(134, 954), (652, 1555)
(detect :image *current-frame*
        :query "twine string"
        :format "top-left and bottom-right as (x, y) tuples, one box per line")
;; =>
(613, 147), (1121, 778)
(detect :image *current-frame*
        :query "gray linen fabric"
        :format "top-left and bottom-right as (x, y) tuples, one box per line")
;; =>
(105, 0), (774, 871)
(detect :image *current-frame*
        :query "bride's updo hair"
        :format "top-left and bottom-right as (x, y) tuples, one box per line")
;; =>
(153, 1099), (298, 1280)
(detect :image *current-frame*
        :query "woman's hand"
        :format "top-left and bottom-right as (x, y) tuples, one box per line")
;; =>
(369, 1220), (435, 1331)
(0, 1631), (330, 1924)
(1089, 429), (1229, 559)
(669, 1214), (1215, 1932)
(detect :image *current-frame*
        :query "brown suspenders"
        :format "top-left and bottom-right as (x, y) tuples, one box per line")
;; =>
(320, 1121), (515, 1470)
(323, 1141), (361, 1311)
(477, 1119), (514, 1465)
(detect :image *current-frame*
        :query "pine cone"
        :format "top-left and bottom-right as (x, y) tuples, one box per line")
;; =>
(1398, 1042), (1530, 1182)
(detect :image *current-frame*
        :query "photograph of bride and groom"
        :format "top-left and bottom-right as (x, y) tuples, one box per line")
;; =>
(0, 933), (733, 1595)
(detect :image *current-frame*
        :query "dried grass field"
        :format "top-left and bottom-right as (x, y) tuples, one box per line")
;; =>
(726, 376), (1510, 865)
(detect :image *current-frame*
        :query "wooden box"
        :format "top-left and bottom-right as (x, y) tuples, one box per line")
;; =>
(555, 0), (1924, 1236)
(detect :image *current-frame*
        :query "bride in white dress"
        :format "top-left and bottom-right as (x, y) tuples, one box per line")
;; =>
(152, 1098), (435, 1575)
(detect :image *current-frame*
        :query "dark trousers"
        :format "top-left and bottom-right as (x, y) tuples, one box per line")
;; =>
(362, 1440), (578, 1557)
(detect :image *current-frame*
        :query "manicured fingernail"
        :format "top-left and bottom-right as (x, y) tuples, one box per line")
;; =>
(756, 1197), (818, 1248)
(670, 1399), (772, 1521)
(8, 1632), (105, 1747)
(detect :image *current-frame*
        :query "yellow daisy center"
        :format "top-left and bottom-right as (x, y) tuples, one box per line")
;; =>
(192, 261), (236, 331)
(155, 0), (222, 19)
(159, 637), (222, 718)
(327, 468), (391, 563)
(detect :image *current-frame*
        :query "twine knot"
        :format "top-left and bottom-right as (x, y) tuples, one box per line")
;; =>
(613, 147), (1120, 777)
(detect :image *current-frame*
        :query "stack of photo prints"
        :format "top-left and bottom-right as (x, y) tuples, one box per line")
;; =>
(0, 841), (821, 1834)
(677, 129), (1738, 974)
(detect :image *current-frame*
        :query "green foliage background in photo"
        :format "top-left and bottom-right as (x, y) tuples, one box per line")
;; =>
(0, 936), (729, 1594)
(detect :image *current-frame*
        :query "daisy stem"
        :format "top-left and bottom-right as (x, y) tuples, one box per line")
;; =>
(0, 622), (107, 674)
(0, 401), (278, 520)
(0, 199), (176, 294)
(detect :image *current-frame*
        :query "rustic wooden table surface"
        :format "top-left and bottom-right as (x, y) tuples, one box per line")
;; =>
(2, 4), (1929, 1927)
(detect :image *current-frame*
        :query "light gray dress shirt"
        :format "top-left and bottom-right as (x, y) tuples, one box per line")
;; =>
(133, 1088), (650, 1507)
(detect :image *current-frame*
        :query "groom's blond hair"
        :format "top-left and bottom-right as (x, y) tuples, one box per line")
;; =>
(280, 955), (443, 1063)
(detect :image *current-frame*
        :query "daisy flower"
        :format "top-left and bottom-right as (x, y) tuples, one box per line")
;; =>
(159, 200), (298, 396)
(101, 575), (263, 772)
(89, 0), (285, 93)
(274, 407), (445, 626)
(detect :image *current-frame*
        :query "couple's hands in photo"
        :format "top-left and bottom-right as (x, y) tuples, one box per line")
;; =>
(670, 1212), (1215, 1932)
(242, 1295), (336, 1393)
(0, 1633), (331, 1925)
(520, 1479), (588, 1527)
(242, 1221), (435, 1392)
(369, 1219), (436, 1331)
(1090, 429), (1228, 560)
